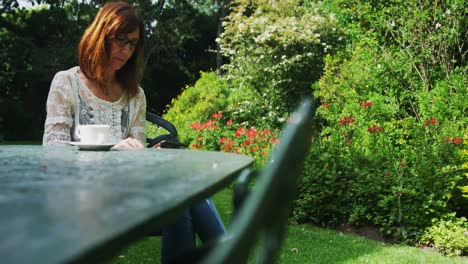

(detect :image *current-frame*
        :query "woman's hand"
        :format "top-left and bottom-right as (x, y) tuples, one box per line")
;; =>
(111, 137), (145, 150)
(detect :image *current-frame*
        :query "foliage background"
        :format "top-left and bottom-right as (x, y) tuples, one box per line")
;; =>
(164, 0), (467, 255)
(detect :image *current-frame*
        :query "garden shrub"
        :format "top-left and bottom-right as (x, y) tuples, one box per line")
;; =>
(163, 71), (283, 167)
(218, 0), (343, 128)
(163, 71), (230, 143)
(293, 37), (466, 242)
(420, 213), (468, 256)
(291, 0), (468, 247)
(187, 111), (280, 168)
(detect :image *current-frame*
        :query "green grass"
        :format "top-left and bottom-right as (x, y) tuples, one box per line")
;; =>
(109, 188), (467, 264)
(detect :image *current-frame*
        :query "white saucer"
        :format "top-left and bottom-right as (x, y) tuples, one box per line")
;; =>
(69, 142), (116, 151)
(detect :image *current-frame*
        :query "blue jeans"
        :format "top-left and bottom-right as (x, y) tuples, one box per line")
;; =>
(161, 198), (226, 263)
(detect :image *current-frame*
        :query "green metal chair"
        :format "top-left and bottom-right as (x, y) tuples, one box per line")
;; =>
(172, 98), (317, 264)
(146, 112), (186, 148)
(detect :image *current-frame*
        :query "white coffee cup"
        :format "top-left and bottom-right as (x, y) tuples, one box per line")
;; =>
(76, 124), (112, 145)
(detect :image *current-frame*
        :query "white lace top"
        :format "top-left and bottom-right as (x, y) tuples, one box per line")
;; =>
(43, 66), (146, 145)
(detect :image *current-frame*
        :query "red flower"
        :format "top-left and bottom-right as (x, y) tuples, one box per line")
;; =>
(442, 136), (451, 143)
(360, 101), (373, 108)
(235, 127), (244, 137)
(400, 163), (406, 168)
(338, 117), (355, 126)
(323, 102), (330, 109)
(385, 172), (390, 177)
(269, 138), (279, 144)
(367, 125), (383, 133)
(205, 119), (216, 130)
(190, 122), (203, 131)
(245, 128), (257, 139)
(367, 125), (377, 133)
(220, 138), (235, 152)
(452, 137), (462, 145)
(424, 117), (439, 126)
(242, 140), (252, 146)
(212, 112), (222, 119)
(226, 119), (233, 126)
(191, 143), (202, 149)
(250, 146), (259, 153)
(397, 192), (402, 197)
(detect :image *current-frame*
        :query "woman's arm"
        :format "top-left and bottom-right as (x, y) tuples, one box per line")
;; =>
(128, 87), (147, 145)
(112, 88), (146, 150)
(43, 72), (74, 145)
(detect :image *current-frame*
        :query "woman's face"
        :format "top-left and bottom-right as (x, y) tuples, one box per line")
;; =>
(108, 29), (140, 72)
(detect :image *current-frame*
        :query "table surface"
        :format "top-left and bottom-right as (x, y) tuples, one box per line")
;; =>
(0, 145), (253, 264)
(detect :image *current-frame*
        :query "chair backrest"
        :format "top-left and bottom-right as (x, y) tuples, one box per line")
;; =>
(201, 98), (317, 264)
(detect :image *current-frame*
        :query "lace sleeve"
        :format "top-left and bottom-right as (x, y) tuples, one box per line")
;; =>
(42, 71), (75, 145)
(129, 87), (147, 145)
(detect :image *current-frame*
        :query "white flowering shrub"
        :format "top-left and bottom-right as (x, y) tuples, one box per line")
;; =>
(218, 0), (343, 127)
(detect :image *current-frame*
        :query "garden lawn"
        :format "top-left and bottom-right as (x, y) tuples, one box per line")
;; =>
(109, 188), (467, 264)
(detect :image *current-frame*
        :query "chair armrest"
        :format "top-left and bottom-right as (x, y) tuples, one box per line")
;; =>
(146, 112), (178, 139)
(146, 112), (182, 147)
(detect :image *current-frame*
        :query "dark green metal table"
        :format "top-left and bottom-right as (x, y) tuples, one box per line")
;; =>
(0, 145), (253, 264)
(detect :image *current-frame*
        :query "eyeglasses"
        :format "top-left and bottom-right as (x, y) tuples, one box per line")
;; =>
(114, 34), (139, 49)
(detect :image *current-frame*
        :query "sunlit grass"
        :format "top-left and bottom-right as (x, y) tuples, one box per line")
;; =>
(109, 188), (467, 264)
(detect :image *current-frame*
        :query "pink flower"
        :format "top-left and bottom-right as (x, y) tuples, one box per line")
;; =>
(226, 119), (233, 126)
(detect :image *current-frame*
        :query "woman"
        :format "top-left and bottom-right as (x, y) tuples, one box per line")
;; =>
(42, 2), (225, 263)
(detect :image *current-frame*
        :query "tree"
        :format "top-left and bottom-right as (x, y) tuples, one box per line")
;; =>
(0, 0), (222, 140)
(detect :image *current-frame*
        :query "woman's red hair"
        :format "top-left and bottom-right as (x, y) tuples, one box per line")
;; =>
(77, 1), (145, 99)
